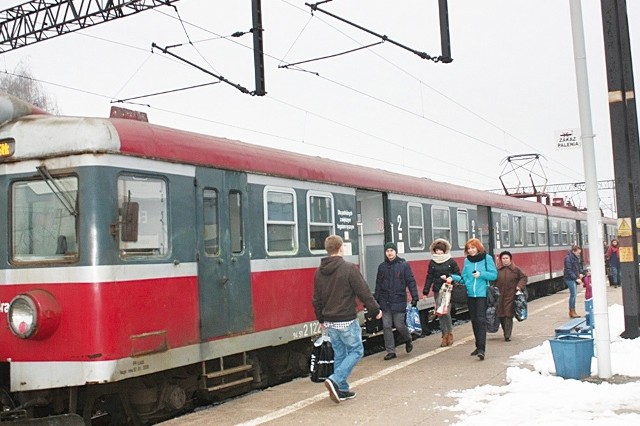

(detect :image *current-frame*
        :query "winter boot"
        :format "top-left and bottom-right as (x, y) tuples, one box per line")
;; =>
(569, 309), (580, 318)
(440, 332), (448, 347)
(447, 332), (453, 346)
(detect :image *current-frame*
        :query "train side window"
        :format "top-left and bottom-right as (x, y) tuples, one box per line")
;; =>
(118, 175), (168, 257)
(552, 221), (560, 246)
(501, 214), (510, 246)
(560, 221), (569, 245)
(432, 206), (451, 242)
(457, 209), (469, 248)
(229, 191), (244, 254)
(307, 192), (334, 253)
(408, 203), (425, 250)
(569, 221), (576, 245)
(581, 221), (589, 246)
(12, 176), (79, 263)
(264, 187), (298, 255)
(526, 217), (536, 245)
(537, 218), (547, 245)
(203, 189), (219, 256)
(513, 215), (524, 246)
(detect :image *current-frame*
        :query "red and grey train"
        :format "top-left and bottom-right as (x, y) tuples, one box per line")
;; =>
(0, 92), (614, 424)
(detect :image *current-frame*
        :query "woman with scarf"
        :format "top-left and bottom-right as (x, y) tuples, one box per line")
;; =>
(424, 238), (460, 347)
(450, 238), (498, 360)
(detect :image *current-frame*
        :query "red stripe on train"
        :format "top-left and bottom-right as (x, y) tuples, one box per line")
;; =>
(0, 277), (200, 362)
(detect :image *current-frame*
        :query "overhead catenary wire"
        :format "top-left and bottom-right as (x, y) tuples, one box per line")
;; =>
(7, 2), (588, 189)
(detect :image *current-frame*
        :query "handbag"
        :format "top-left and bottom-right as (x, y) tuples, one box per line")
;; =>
(405, 305), (422, 335)
(450, 282), (468, 305)
(309, 333), (334, 383)
(487, 284), (500, 308)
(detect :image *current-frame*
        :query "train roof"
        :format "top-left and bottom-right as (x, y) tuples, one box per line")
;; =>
(0, 97), (595, 220)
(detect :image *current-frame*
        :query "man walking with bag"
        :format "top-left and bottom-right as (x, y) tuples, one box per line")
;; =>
(375, 242), (419, 360)
(313, 235), (381, 404)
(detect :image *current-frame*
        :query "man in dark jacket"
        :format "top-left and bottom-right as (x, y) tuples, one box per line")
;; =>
(375, 242), (419, 360)
(313, 235), (381, 404)
(563, 245), (583, 318)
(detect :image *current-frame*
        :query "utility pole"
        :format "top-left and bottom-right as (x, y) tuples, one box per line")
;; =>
(600, 0), (640, 338)
(569, 0), (612, 378)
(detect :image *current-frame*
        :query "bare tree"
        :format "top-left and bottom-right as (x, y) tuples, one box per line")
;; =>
(0, 62), (60, 114)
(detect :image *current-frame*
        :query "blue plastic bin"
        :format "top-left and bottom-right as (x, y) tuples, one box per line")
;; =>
(549, 335), (594, 380)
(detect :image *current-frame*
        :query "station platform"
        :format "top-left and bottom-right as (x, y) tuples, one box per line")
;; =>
(161, 285), (624, 426)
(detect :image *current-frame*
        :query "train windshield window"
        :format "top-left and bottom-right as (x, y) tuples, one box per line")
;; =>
(457, 209), (469, 248)
(12, 177), (79, 262)
(203, 189), (219, 256)
(265, 187), (298, 255)
(432, 206), (451, 242)
(408, 203), (425, 250)
(308, 192), (334, 253)
(229, 191), (244, 253)
(537, 218), (547, 245)
(118, 175), (168, 257)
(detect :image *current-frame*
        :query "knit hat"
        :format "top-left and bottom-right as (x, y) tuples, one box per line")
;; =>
(384, 242), (397, 252)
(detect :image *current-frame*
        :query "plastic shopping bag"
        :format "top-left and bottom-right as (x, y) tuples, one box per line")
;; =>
(514, 289), (528, 322)
(309, 333), (334, 383)
(405, 305), (422, 335)
(436, 284), (452, 317)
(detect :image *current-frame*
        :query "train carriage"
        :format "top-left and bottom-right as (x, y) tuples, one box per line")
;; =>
(0, 92), (613, 424)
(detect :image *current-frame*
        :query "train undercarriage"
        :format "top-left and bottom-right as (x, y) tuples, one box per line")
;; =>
(0, 339), (311, 425)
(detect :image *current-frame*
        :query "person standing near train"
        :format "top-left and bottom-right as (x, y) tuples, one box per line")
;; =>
(606, 239), (621, 288)
(424, 238), (460, 347)
(375, 242), (419, 360)
(313, 235), (382, 404)
(563, 245), (583, 318)
(495, 251), (527, 342)
(450, 238), (497, 360)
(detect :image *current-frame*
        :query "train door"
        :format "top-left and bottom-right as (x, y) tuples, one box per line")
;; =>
(476, 205), (495, 255)
(356, 190), (387, 291)
(196, 167), (252, 340)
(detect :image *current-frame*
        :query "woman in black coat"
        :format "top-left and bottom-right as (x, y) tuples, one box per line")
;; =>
(424, 239), (460, 347)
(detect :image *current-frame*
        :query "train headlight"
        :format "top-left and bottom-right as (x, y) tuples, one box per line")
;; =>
(8, 290), (61, 340)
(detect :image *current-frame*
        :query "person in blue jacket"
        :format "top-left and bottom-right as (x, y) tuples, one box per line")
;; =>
(374, 242), (419, 360)
(450, 238), (498, 360)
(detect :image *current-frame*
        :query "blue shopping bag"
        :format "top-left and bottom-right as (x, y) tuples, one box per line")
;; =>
(405, 305), (422, 335)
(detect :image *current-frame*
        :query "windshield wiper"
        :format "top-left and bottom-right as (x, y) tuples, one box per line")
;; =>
(36, 166), (78, 217)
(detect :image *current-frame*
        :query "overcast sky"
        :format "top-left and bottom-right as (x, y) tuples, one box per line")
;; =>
(2, 0), (638, 216)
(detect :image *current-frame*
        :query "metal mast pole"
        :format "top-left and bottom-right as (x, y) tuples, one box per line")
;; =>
(569, 0), (612, 378)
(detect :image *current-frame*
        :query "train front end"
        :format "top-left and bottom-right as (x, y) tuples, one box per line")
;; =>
(0, 93), (202, 424)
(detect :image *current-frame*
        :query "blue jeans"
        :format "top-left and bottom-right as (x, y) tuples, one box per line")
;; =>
(326, 320), (363, 392)
(565, 278), (577, 309)
(610, 266), (620, 286)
